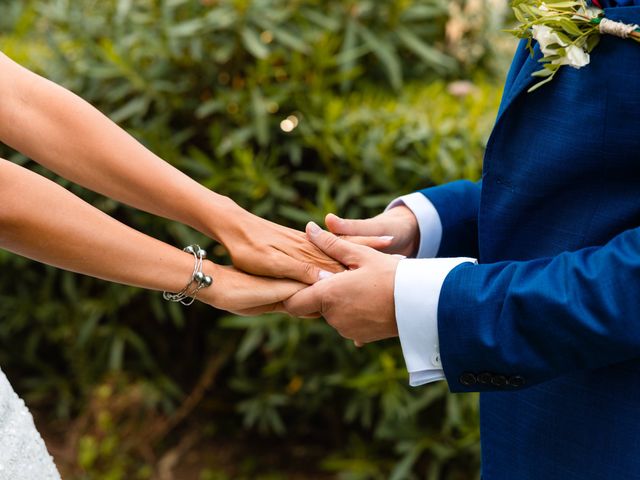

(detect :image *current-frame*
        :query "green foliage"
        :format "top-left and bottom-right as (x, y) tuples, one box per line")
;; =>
(0, 0), (508, 478)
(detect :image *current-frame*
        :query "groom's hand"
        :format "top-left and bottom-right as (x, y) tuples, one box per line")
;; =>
(284, 222), (400, 344)
(325, 206), (419, 257)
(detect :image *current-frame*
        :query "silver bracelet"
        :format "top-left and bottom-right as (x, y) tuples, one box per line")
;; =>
(163, 245), (213, 306)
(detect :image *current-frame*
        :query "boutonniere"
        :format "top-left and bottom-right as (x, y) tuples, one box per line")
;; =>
(508, 0), (640, 91)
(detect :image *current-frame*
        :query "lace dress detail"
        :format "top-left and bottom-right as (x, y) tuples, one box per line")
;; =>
(0, 368), (61, 479)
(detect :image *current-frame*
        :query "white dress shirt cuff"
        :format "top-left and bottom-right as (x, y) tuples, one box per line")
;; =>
(394, 257), (477, 386)
(386, 193), (443, 258)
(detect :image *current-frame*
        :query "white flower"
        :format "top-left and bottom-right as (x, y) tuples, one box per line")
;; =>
(531, 24), (590, 69)
(532, 24), (564, 54)
(561, 45), (590, 68)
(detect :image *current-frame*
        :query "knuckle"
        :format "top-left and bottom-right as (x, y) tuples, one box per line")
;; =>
(323, 232), (341, 247)
(321, 238), (336, 253)
(284, 300), (301, 316)
(268, 249), (282, 263)
(302, 262), (316, 280)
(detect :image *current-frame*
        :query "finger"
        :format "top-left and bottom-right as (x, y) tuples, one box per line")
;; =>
(290, 230), (345, 274)
(284, 283), (324, 317)
(260, 277), (307, 305)
(326, 213), (386, 237)
(235, 302), (286, 316)
(339, 235), (394, 250)
(306, 222), (367, 267)
(279, 256), (336, 285)
(354, 340), (364, 348)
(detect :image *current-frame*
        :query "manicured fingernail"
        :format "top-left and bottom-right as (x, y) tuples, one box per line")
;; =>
(307, 221), (322, 237)
(319, 270), (334, 280)
(380, 236), (394, 242)
(392, 254), (407, 259)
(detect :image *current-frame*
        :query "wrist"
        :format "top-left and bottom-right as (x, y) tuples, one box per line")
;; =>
(197, 260), (223, 307)
(389, 194), (441, 258)
(388, 206), (420, 257)
(400, 206), (420, 257)
(189, 191), (242, 242)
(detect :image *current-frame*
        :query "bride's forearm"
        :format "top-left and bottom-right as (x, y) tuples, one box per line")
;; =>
(0, 52), (342, 284)
(0, 52), (235, 241)
(0, 159), (304, 313)
(0, 158), (211, 293)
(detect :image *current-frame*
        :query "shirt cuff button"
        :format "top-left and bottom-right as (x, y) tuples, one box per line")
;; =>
(431, 353), (441, 367)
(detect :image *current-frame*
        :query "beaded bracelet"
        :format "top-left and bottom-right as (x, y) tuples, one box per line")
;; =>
(163, 245), (213, 306)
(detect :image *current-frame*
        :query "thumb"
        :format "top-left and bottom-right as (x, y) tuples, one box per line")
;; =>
(326, 213), (386, 237)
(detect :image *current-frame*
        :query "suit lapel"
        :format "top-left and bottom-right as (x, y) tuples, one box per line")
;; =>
(495, 42), (543, 124)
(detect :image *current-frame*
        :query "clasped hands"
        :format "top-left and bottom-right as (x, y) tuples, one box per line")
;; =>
(207, 202), (419, 347)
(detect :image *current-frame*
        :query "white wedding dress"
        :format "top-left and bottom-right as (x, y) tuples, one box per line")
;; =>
(0, 368), (61, 479)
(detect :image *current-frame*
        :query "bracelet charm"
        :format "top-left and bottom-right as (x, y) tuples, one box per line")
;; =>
(163, 244), (213, 306)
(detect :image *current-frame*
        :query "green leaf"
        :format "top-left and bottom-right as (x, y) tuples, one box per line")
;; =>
(195, 99), (225, 119)
(109, 96), (149, 123)
(237, 327), (264, 362)
(358, 25), (403, 90)
(251, 87), (270, 146)
(389, 447), (422, 480)
(271, 26), (310, 54)
(559, 18), (584, 36)
(109, 335), (125, 371)
(396, 26), (456, 72)
(169, 18), (206, 37)
(528, 71), (558, 92)
(339, 18), (361, 92)
(586, 33), (601, 52)
(241, 26), (269, 59)
(532, 68), (553, 77)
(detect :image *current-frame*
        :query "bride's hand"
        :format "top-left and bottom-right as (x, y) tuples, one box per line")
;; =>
(199, 261), (307, 316)
(213, 205), (345, 284)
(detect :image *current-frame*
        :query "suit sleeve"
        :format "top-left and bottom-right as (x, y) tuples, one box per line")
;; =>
(438, 225), (640, 392)
(419, 180), (481, 258)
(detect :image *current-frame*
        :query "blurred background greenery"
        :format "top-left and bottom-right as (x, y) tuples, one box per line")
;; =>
(0, 0), (515, 478)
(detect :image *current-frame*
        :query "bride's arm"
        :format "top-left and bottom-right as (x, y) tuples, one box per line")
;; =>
(0, 52), (344, 284)
(0, 159), (303, 315)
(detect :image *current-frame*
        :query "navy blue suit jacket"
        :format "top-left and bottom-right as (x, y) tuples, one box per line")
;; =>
(419, 6), (640, 479)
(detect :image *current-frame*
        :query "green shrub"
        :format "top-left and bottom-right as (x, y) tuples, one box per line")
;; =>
(0, 0), (509, 478)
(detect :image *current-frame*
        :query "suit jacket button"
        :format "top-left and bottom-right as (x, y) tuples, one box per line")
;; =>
(478, 372), (493, 384)
(508, 375), (525, 388)
(459, 372), (477, 386)
(491, 375), (507, 387)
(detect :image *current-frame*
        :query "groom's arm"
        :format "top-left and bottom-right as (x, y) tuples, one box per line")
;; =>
(435, 224), (640, 392)
(387, 180), (482, 385)
(290, 223), (640, 393)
